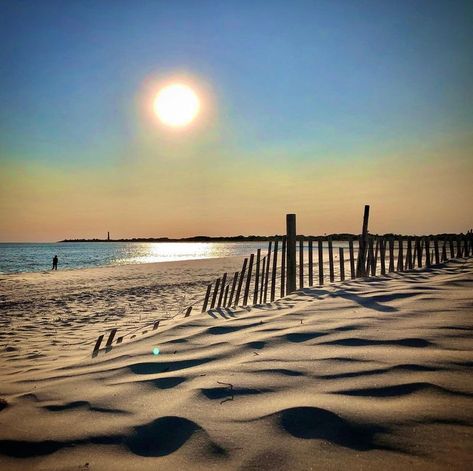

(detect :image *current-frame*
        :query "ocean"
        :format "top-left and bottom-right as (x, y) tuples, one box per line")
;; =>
(0, 241), (273, 274)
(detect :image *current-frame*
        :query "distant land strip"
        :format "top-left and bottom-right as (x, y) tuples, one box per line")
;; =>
(59, 233), (462, 243)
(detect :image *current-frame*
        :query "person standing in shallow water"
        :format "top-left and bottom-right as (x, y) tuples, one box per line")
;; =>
(52, 255), (58, 270)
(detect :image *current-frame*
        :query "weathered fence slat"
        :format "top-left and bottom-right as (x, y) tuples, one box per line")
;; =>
(210, 278), (221, 309)
(228, 271), (239, 307)
(202, 284), (212, 312)
(308, 240), (314, 286)
(93, 334), (104, 355)
(234, 258), (248, 306)
(373, 237), (379, 276)
(106, 328), (117, 348)
(425, 238), (431, 267)
(299, 239), (304, 288)
(389, 237), (395, 272)
(270, 239), (279, 302)
(449, 237), (455, 259)
(243, 254), (254, 306)
(434, 237), (440, 264)
(339, 247), (345, 281)
(349, 238), (356, 279)
(416, 237), (422, 268)
(280, 237), (286, 298)
(263, 242), (272, 303)
(380, 238), (386, 275)
(318, 238), (324, 285)
(397, 237), (404, 272)
(218, 272), (227, 307)
(253, 250), (261, 305)
(328, 237), (334, 282)
(223, 285), (229, 307)
(406, 237), (413, 270)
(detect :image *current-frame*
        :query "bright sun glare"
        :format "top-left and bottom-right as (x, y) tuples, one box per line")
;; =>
(153, 83), (200, 127)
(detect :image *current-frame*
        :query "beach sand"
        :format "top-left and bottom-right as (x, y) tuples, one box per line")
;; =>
(0, 257), (472, 470)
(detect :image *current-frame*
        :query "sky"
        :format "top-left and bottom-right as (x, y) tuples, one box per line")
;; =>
(1, 0), (472, 242)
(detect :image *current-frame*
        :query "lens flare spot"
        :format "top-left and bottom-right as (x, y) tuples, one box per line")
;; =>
(152, 347), (160, 355)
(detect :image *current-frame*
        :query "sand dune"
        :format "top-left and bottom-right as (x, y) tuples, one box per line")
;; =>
(0, 258), (472, 470)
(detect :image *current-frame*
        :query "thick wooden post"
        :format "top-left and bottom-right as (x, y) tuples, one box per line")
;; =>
(318, 238), (324, 285)
(380, 238), (386, 275)
(202, 284), (212, 312)
(356, 205), (370, 277)
(328, 237), (334, 282)
(299, 239), (304, 288)
(243, 254), (254, 306)
(349, 238), (356, 279)
(270, 239), (279, 302)
(339, 247), (345, 281)
(263, 241), (272, 303)
(228, 272), (239, 307)
(210, 278), (221, 309)
(218, 272), (227, 307)
(280, 237), (286, 297)
(253, 249), (261, 305)
(308, 240), (314, 286)
(389, 237), (395, 272)
(234, 258), (248, 306)
(286, 214), (297, 294)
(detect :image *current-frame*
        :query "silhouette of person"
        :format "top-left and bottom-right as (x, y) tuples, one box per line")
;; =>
(52, 255), (58, 271)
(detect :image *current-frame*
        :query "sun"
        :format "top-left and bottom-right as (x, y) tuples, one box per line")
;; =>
(153, 83), (200, 127)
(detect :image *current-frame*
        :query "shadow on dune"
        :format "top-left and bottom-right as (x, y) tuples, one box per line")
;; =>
(128, 358), (210, 375)
(320, 337), (432, 348)
(43, 400), (128, 414)
(201, 387), (270, 400)
(285, 332), (326, 343)
(337, 382), (473, 398)
(140, 376), (187, 389)
(0, 416), (226, 459)
(277, 406), (388, 451)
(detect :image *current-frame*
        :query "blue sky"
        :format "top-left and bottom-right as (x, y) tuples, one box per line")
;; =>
(1, 0), (472, 240)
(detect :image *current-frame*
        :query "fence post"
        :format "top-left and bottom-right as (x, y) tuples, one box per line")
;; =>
(308, 240), (314, 286)
(397, 237), (404, 272)
(441, 240), (447, 262)
(373, 237), (379, 275)
(202, 284), (212, 312)
(270, 239), (279, 302)
(253, 249), (261, 305)
(449, 237), (455, 259)
(328, 237), (335, 282)
(243, 254), (255, 306)
(223, 285), (229, 307)
(218, 272), (227, 307)
(416, 237), (423, 268)
(280, 237), (286, 297)
(210, 278), (221, 309)
(234, 258), (248, 306)
(434, 237), (440, 264)
(228, 272), (239, 307)
(356, 205), (370, 277)
(286, 214), (297, 294)
(349, 237), (356, 279)
(263, 241), (272, 303)
(425, 238), (431, 267)
(389, 236), (395, 272)
(339, 247), (345, 281)
(299, 239), (304, 288)
(318, 238), (324, 285)
(380, 237), (386, 275)
(406, 237), (413, 270)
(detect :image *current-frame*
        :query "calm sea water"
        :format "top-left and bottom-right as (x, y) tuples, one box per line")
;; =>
(0, 242), (273, 274)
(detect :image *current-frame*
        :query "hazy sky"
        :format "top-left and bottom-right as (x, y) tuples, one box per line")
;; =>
(1, 0), (472, 241)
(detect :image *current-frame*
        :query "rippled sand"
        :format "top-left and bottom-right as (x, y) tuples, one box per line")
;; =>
(0, 258), (472, 470)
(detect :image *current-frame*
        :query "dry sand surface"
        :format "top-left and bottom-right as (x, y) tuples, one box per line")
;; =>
(0, 257), (472, 470)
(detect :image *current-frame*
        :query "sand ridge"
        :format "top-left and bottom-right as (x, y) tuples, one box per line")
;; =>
(0, 258), (472, 469)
